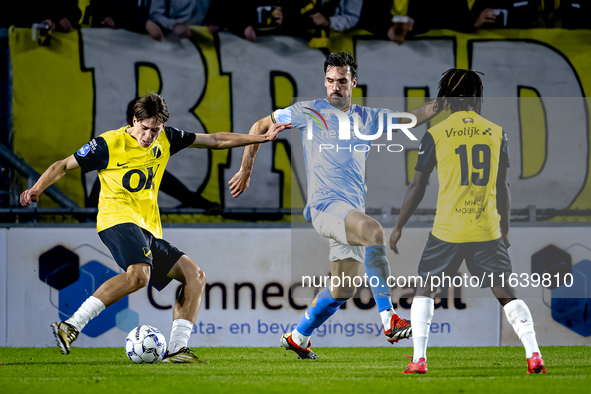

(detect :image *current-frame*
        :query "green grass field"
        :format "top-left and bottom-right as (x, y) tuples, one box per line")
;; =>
(1, 346), (589, 394)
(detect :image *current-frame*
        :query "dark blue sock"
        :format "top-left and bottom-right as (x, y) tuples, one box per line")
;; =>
(296, 287), (345, 336)
(365, 245), (394, 312)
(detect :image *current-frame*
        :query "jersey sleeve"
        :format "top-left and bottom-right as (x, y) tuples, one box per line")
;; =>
(415, 131), (437, 174)
(272, 101), (306, 130)
(164, 126), (196, 156)
(500, 130), (510, 168)
(74, 137), (109, 174)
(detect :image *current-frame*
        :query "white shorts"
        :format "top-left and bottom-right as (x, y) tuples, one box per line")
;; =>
(310, 202), (365, 263)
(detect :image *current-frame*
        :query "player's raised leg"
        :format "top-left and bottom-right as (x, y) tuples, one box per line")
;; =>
(282, 258), (359, 359)
(345, 210), (411, 343)
(162, 255), (208, 364)
(52, 263), (150, 355)
(492, 284), (546, 374)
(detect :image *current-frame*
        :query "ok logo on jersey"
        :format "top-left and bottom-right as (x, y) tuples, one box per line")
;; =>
(122, 166), (158, 193)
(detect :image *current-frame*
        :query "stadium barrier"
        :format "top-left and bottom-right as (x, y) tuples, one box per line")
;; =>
(1, 226), (590, 347)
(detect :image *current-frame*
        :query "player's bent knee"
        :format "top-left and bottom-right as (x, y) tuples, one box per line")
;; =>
(195, 266), (206, 288)
(168, 256), (206, 287)
(137, 275), (150, 290)
(128, 270), (150, 291)
(360, 219), (385, 246)
(183, 258), (206, 288)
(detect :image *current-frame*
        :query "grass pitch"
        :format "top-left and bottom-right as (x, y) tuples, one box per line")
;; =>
(1, 346), (588, 394)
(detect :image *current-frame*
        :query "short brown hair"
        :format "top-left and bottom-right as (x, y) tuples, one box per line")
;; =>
(133, 93), (170, 124)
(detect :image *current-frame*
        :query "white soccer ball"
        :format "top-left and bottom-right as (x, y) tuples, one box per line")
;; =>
(125, 325), (167, 364)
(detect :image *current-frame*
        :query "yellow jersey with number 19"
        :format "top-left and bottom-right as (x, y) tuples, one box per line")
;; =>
(74, 125), (195, 238)
(415, 111), (510, 243)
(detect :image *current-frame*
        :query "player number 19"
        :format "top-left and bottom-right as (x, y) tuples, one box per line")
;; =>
(455, 144), (491, 186)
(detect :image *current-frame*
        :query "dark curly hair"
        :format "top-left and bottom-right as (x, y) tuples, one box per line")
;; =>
(435, 69), (484, 114)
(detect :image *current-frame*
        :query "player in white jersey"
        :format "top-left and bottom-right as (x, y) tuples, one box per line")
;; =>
(229, 52), (439, 359)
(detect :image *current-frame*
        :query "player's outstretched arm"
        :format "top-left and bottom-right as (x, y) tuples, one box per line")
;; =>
(20, 155), (80, 206)
(389, 170), (430, 254)
(190, 121), (291, 150)
(496, 164), (511, 248)
(228, 115), (275, 198)
(403, 100), (441, 126)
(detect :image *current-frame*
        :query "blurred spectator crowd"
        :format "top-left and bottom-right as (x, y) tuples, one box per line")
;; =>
(2, 0), (589, 47)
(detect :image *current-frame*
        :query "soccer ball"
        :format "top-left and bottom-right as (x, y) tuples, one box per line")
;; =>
(125, 325), (167, 364)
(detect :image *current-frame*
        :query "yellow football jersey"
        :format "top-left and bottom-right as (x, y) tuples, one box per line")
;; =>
(415, 111), (510, 243)
(74, 125), (195, 238)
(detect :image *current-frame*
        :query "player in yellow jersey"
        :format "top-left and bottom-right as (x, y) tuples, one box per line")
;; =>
(20, 93), (290, 363)
(389, 69), (546, 375)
